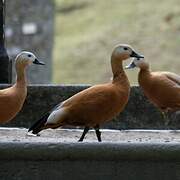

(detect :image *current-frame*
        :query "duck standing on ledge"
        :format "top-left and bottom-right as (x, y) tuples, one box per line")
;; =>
(0, 51), (45, 123)
(126, 58), (180, 114)
(28, 44), (144, 142)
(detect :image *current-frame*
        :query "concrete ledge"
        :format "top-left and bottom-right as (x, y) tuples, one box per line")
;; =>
(2, 141), (180, 162)
(1, 84), (180, 129)
(1, 128), (180, 180)
(1, 128), (180, 161)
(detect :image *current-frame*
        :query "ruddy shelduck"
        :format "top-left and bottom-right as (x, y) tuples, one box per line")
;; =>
(0, 51), (45, 123)
(28, 44), (144, 142)
(126, 58), (180, 113)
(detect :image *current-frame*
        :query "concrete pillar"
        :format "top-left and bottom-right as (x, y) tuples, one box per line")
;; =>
(5, 0), (54, 84)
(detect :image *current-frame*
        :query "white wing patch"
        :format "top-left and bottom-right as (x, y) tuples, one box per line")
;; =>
(46, 107), (66, 125)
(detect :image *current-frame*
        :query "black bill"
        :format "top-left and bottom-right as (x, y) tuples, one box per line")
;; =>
(33, 58), (45, 65)
(130, 51), (144, 59)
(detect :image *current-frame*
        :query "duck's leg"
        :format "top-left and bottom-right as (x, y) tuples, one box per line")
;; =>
(94, 124), (102, 142)
(78, 126), (89, 142)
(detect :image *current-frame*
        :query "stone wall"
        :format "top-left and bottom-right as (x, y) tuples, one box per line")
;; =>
(1, 85), (179, 129)
(5, 0), (54, 83)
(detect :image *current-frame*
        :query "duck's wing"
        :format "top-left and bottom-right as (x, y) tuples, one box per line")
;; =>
(162, 72), (180, 85)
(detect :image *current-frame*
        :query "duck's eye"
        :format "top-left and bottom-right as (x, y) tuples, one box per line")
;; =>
(124, 47), (128, 51)
(28, 54), (32, 58)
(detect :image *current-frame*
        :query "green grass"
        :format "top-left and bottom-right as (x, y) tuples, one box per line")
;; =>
(53, 0), (180, 85)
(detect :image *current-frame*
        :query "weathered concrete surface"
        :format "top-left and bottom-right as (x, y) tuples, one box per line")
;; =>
(1, 128), (180, 180)
(1, 128), (180, 144)
(1, 84), (179, 129)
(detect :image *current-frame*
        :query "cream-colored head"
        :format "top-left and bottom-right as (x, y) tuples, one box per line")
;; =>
(126, 57), (149, 70)
(112, 44), (144, 61)
(15, 51), (45, 67)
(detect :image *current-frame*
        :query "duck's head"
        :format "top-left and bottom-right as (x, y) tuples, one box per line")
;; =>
(112, 44), (144, 61)
(126, 57), (149, 70)
(15, 51), (45, 67)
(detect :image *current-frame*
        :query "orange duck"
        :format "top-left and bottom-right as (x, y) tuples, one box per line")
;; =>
(0, 51), (45, 123)
(126, 58), (180, 113)
(28, 44), (144, 142)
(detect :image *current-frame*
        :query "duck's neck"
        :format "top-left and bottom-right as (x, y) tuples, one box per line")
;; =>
(111, 56), (129, 86)
(139, 63), (151, 75)
(15, 64), (27, 87)
(138, 64), (151, 86)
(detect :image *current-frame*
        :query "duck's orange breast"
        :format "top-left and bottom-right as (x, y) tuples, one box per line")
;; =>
(139, 70), (180, 111)
(61, 83), (130, 126)
(0, 85), (27, 123)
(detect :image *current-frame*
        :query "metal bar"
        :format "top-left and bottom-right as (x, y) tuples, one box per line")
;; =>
(0, 0), (10, 83)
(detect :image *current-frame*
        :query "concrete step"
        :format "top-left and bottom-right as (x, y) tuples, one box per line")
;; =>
(1, 128), (180, 180)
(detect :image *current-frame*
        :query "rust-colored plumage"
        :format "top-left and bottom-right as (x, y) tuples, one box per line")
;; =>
(127, 58), (180, 112)
(28, 44), (143, 142)
(0, 51), (44, 123)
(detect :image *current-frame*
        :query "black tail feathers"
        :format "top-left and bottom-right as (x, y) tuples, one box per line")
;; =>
(28, 113), (50, 134)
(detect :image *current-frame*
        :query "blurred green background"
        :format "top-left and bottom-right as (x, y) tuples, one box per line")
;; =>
(53, 0), (180, 85)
